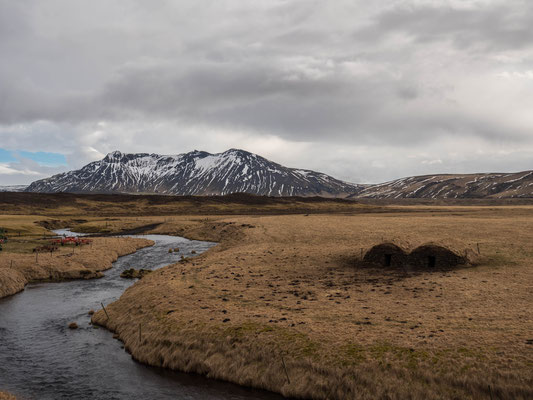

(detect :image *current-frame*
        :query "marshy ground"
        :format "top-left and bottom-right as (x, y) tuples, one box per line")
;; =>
(1, 194), (532, 399)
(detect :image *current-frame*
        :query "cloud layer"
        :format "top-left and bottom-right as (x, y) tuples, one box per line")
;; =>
(1, 0), (533, 184)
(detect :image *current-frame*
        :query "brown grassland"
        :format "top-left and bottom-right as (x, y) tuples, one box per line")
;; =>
(0, 193), (532, 399)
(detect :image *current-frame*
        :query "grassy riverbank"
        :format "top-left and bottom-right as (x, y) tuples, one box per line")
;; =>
(91, 208), (533, 399)
(0, 219), (154, 298)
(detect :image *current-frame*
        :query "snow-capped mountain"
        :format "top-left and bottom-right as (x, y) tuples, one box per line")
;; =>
(24, 149), (533, 199)
(25, 149), (364, 197)
(350, 171), (533, 199)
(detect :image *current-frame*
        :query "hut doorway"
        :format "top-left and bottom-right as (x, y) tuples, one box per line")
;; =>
(409, 244), (467, 269)
(363, 243), (407, 268)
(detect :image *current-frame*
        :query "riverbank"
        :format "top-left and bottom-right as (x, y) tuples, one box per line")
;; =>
(0, 392), (16, 400)
(0, 237), (154, 299)
(92, 209), (533, 399)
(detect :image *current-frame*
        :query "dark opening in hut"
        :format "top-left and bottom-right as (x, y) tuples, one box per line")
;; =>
(363, 243), (408, 267)
(409, 244), (467, 269)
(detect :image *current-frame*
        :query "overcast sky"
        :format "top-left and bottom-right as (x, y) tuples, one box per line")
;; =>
(1, 0), (533, 185)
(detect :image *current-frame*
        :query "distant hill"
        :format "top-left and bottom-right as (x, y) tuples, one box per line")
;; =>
(350, 171), (533, 199)
(25, 149), (363, 197)
(0, 185), (27, 192)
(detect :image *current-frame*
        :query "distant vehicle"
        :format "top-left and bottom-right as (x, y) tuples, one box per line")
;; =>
(51, 237), (92, 246)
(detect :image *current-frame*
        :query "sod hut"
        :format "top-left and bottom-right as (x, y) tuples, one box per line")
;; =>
(363, 243), (408, 267)
(408, 244), (468, 269)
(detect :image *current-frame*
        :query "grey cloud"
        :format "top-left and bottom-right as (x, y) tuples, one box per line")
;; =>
(362, 1), (533, 52)
(396, 86), (418, 100)
(95, 58), (528, 145)
(0, 157), (67, 185)
(1, 0), (533, 183)
(0, 1), (31, 40)
(1, 51), (528, 146)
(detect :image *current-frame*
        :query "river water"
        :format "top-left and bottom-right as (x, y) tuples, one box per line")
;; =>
(0, 231), (283, 400)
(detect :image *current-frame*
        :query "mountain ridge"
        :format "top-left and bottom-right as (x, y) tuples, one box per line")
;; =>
(25, 149), (363, 197)
(352, 171), (533, 199)
(22, 149), (533, 199)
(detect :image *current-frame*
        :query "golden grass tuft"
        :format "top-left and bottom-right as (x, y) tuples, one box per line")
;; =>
(0, 268), (26, 298)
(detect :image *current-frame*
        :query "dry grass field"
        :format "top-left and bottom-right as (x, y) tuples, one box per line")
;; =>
(90, 207), (533, 399)
(0, 192), (378, 217)
(1, 194), (532, 399)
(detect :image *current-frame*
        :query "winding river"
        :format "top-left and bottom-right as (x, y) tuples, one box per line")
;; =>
(0, 231), (282, 400)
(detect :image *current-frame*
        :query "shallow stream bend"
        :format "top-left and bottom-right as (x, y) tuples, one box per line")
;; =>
(0, 231), (282, 400)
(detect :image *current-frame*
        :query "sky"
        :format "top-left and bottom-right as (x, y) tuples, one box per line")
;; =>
(1, 0), (533, 185)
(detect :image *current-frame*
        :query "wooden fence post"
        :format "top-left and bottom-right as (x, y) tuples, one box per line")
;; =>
(101, 303), (110, 320)
(281, 354), (290, 384)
